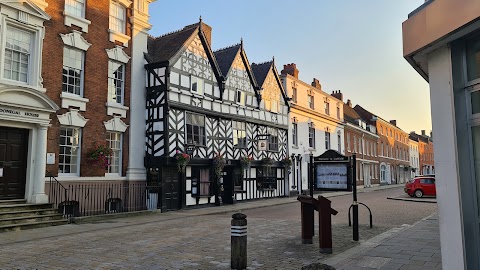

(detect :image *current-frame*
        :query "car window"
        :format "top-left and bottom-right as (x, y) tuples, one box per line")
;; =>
(420, 179), (428, 184)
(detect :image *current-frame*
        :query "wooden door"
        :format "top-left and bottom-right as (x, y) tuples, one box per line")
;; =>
(0, 127), (28, 200)
(162, 167), (181, 211)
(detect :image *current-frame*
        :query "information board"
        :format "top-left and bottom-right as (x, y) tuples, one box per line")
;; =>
(315, 163), (348, 190)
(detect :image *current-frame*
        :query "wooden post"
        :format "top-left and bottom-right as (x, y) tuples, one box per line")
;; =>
(317, 196), (337, 254)
(297, 195), (314, 244)
(231, 213), (247, 270)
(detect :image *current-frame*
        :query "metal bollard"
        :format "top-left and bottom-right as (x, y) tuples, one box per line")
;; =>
(231, 213), (247, 270)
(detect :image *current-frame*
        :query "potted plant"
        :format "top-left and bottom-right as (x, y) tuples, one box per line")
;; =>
(213, 152), (226, 177)
(281, 157), (292, 167)
(87, 143), (112, 169)
(240, 156), (253, 169)
(175, 151), (191, 172)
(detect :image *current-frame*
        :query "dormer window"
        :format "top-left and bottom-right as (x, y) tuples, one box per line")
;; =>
(235, 90), (245, 105)
(191, 76), (204, 95)
(110, 2), (126, 34)
(65, 0), (85, 17)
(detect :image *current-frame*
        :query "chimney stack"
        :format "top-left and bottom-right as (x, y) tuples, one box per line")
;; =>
(311, 78), (322, 90)
(281, 63), (299, 78)
(346, 99), (352, 107)
(331, 90), (343, 101)
(421, 130), (426, 136)
(390, 120), (397, 126)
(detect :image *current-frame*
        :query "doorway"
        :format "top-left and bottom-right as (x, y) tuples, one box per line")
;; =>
(0, 127), (28, 200)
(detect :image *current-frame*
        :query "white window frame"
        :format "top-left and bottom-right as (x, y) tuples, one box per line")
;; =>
(106, 131), (122, 175)
(108, 60), (125, 104)
(308, 122), (315, 149)
(65, 0), (85, 18)
(347, 133), (351, 152)
(109, 1), (126, 34)
(62, 46), (85, 96)
(292, 122), (298, 146)
(292, 87), (297, 103)
(235, 90), (246, 106)
(58, 126), (82, 176)
(324, 101), (330, 115)
(325, 131), (331, 150)
(191, 76), (204, 95)
(308, 94), (314, 109)
(233, 121), (247, 149)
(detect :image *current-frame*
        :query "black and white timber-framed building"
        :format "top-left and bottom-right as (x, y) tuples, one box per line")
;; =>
(144, 20), (290, 211)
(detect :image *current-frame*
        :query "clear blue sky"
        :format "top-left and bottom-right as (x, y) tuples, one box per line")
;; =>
(148, 0), (431, 134)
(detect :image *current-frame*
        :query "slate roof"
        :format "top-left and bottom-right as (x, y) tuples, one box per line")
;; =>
(354, 105), (377, 126)
(146, 24), (198, 63)
(251, 61), (272, 87)
(213, 44), (240, 76)
(343, 103), (361, 125)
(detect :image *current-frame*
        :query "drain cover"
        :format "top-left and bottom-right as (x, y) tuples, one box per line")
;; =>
(355, 256), (391, 269)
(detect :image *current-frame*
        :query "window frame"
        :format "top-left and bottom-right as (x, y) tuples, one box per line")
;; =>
(292, 87), (297, 103)
(58, 126), (82, 176)
(308, 122), (315, 149)
(191, 167), (213, 197)
(308, 94), (314, 109)
(268, 127), (279, 152)
(65, 0), (86, 18)
(292, 122), (298, 146)
(107, 60), (125, 104)
(185, 112), (206, 146)
(190, 75), (204, 95)
(109, 1), (126, 34)
(235, 89), (246, 106)
(2, 25), (33, 84)
(325, 131), (331, 150)
(106, 131), (122, 175)
(324, 101), (330, 115)
(62, 46), (85, 96)
(233, 121), (247, 149)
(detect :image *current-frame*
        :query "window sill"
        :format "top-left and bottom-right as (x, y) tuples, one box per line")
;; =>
(108, 29), (130, 47)
(292, 145), (299, 149)
(64, 12), (91, 33)
(106, 102), (129, 118)
(61, 92), (89, 111)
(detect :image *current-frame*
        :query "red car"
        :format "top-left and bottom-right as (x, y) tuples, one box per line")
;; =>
(404, 176), (436, 198)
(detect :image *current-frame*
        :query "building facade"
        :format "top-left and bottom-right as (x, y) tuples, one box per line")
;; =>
(408, 137), (419, 179)
(335, 95), (379, 188)
(280, 64), (344, 195)
(403, 0), (480, 267)
(355, 106), (410, 185)
(145, 21), (290, 211)
(410, 131), (435, 175)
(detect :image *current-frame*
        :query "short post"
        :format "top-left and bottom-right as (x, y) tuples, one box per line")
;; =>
(317, 196), (338, 253)
(297, 195), (314, 244)
(231, 213), (247, 270)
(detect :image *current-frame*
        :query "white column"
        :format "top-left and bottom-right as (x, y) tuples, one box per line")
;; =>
(30, 124), (48, 203)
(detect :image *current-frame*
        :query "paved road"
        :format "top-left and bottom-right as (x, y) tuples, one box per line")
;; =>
(0, 187), (437, 270)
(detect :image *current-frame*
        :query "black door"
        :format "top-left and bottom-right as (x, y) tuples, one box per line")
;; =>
(162, 167), (181, 211)
(0, 127), (28, 200)
(223, 167), (242, 204)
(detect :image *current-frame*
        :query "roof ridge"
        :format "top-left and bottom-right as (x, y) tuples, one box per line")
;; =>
(252, 60), (273, 66)
(151, 24), (198, 39)
(214, 43), (241, 53)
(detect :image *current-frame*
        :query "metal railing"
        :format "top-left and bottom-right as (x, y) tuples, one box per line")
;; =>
(46, 172), (161, 220)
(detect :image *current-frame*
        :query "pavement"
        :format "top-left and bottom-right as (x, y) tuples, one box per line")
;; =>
(0, 184), (441, 270)
(386, 194), (436, 204)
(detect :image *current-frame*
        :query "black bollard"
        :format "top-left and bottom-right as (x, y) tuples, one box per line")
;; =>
(231, 213), (247, 270)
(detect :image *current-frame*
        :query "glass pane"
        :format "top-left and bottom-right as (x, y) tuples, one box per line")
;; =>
(467, 36), (480, 81)
(472, 126), (480, 217)
(472, 91), (480, 115)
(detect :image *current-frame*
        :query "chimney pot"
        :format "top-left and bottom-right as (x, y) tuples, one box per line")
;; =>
(390, 120), (397, 126)
(311, 78), (321, 90)
(346, 99), (352, 107)
(421, 130), (426, 136)
(331, 90), (343, 101)
(281, 63), (299, 78)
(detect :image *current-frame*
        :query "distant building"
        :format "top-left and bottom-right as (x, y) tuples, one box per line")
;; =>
(409, 131), (435, 175)
(355, 106), (410, 185)
(408, 137), (419, 179)
(335, 94), (380, 188)
(281, 64), (344, 195)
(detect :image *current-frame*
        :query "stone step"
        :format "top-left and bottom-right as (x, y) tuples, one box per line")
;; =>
(0, 214), (64, 226)
(0, 203), (54, 213)
(0, 199), (27, 206)
(0, 209), (58, 219)
(0, 219), (69, 233)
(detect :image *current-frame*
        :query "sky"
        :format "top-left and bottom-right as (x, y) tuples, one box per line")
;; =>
(148, 0), (431, 134)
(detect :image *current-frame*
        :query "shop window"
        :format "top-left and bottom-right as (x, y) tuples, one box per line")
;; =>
(256, 167), (277, 190)
(191, 168), (212, 197)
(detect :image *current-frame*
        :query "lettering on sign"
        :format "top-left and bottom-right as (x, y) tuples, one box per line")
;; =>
(0, 108), (39, 118)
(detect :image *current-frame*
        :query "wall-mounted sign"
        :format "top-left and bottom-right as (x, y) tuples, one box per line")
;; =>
(258, 139), (268, 151)
(46, 153), (55, 165)
(0, 107), (40, 118)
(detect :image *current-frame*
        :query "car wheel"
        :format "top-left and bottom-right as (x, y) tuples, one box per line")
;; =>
(414, 189), (423, 198)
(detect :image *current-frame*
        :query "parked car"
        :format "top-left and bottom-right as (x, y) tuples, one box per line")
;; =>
(404, 176), (436, 198)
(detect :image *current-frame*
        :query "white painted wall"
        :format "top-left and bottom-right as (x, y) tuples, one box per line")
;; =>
(427, 45), (465, 269)
(409, 139), (419, 179)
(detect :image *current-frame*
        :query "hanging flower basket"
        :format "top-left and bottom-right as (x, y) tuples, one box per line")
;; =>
(262, 157), (274, 167)
(281, 157), (292, 167)
(87, 143), (112, 169)
(240, 156), (253, 169)
(175, 151), (191, 172)
(213, 152), (226, 177)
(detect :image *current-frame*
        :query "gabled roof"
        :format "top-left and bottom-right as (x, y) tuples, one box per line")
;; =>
(354, 105), (377, 126)
(214, 44), (241, 76)
(252, 60), (290, 110)
(343, 104), (361, 125)
(146, 25), (197, 63)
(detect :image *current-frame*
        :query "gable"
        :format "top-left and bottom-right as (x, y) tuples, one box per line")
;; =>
(225, 51), (256, 94)
(2, 1), (51, 21)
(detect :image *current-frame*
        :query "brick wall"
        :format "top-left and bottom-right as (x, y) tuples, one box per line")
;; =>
(43, 0), (132, 177)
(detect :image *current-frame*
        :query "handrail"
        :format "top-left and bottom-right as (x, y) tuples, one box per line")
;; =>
(46, 170), (67, 190)
(46, 170), (70, 221)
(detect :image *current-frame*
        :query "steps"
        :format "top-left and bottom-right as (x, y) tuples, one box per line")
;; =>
(0, 200), (68, 232)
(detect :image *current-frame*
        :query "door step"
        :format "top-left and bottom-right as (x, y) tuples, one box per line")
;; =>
(0, 219), (69, 233)
(0, 199), (27, 206)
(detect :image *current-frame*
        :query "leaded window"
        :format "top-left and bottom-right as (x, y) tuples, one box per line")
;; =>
(186, 113), (206, 145)
(59, 126), (81, 175)
(65, 0), (85, 17)
(106, 132), (121, 174)
(4, 26), (31, 83)
(110, 2), (126, 33)
(108, 60), (125, 104)
(233, 121), (246, 148)
(268, 128), (278, 152)
(62, 47), (83, 95)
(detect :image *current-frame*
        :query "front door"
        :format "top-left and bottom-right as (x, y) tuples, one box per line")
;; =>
(162, 167), (181, 211)
(0, 127), (28, 200)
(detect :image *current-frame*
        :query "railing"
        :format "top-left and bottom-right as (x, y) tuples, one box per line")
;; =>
(46, 173), (162, 220)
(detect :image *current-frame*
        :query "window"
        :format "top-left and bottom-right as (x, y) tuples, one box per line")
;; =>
(191, 168), (212, 196)
(380, 165), (386, 182)
(268, 128), (278, 151)
(347, 133), (351, 152)
(308, 94), (314, 109)
(235, 90), (246, 106)
(324, 101), (330, 115)
(109, 2), (126, 33)
(62, 47), (84, 95)
(65, 0), (85, 17)
(337, 132), (341, 152)
(186, 113), (206, 145)
(308, 122), (315, 148)
(191, 76), (204, 95)
(106, 132), (122, 174)
(270, 100), (279, 113)
(358, 137), (362, 154)
(59, 126), (81, 175)
(374, 143), (377, 156)
(381, 142), (384, 156)
(354, 135), (357, 152)
(233, 121), (246, 148)
(337, 106), (341, 119)
(4, 26), (32, 83)
(325, 131), (331, 149)
(257, 167), (277, 189)
(292, 123), (298, 146)
(108, 60), (125, 104)
(292, 87), (297, 103)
